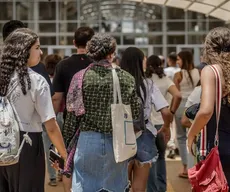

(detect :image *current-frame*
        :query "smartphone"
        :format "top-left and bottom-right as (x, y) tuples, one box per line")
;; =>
(49, 149), (65, 170)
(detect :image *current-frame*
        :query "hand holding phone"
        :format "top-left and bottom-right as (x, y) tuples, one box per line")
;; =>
(49, 149), (65, 170)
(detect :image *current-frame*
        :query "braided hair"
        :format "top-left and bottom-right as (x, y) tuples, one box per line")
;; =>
(0, 28), (38, 96)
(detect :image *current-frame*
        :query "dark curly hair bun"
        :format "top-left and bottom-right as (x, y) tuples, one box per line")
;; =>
(86, 33), (116, 61)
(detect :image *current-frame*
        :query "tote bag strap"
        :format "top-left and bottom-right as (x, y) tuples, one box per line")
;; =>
(200, 65), (222, 156)
(112, 68), (122, 104)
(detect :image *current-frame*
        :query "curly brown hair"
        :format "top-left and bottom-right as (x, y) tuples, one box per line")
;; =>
(203, 27), (230, 102)
(86, 33), (116, 61)
(0, 28), (38, 96)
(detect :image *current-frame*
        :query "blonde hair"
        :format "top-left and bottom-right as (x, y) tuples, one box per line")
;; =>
(203, 27), (230, 102)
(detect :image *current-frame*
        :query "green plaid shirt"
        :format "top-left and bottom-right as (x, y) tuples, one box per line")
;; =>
(77, 65), (140, 133)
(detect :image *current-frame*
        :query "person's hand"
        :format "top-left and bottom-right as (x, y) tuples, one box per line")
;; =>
(187, 133), (196, 156)
(158, 125), (171, 144)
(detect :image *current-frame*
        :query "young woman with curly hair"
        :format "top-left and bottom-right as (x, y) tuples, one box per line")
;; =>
(66, 34), (141, 192)
(0, 28), (67, 192)
(188, 27), (230, 186)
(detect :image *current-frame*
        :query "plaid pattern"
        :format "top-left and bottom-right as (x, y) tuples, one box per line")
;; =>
(62, 112), (81, 147)
(80, 65), (140, 133)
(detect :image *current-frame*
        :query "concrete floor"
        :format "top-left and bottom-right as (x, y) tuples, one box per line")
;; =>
(45, 158), (192, 192)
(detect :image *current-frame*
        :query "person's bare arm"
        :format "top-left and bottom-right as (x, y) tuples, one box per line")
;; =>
(187, 66), (216, 152)
(159, 107), (172, 143)
(52, 92), (64, 114)
(168, 85), (182, 114)
(181, 114), (192, 128)
(44, 118), (67, 160)
(173, 72), (182, 91)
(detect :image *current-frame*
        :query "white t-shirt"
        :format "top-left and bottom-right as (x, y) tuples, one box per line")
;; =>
(9, 69), (56, 132)
(185, 86), (201, 108)
(149, 74), (174, 125)
(164, 66), (181, 80)
(145, 79), (169, 135)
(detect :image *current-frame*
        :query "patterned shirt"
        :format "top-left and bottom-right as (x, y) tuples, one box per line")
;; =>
(79, 64), (140, 133)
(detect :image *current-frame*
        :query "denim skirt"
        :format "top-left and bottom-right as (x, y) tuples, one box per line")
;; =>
(134, 129), (158, 164)
(72, 131), (130, 192)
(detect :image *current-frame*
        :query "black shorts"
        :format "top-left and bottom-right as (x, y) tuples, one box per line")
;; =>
(0, 131), (45, 192)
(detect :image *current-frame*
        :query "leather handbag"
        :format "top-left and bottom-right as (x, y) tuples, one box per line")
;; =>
(188, 65), (229, 192)
(185, 103), (200, 120)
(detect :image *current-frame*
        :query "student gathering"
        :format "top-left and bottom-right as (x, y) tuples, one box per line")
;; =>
(0, 20), (230, 192)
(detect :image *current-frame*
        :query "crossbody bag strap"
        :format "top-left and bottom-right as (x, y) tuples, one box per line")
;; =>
(200, 65), (222, 157)
(209, 65), (222, 146)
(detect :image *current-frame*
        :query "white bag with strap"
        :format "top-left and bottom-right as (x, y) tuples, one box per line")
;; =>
(0, 79), (32, 166)
(111, 68), (137, 163)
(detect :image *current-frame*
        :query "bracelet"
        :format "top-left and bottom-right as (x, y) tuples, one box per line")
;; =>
(170, 110), (175, 115)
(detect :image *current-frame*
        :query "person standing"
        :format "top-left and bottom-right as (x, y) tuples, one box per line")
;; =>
(52, 26), (94, 191)
(145, 55), (181, 192)
(0, 28), (67, 192)
(174, 50), (200, 178)
(188, 27), (230, 186)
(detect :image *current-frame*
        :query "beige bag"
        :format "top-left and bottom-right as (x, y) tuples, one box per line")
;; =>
(111, 68), (137, 163)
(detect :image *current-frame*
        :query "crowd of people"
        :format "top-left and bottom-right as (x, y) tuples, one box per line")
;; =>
(0, 19), (230, 192)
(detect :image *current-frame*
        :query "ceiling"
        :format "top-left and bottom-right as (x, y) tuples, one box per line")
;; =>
(124, 0), (230, 22)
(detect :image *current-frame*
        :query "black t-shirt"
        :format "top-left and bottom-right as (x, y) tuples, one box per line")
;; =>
(53, 54), (92, 99)
(30, 62), (55, 96)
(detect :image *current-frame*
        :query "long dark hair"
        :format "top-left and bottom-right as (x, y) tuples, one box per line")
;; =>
(0, 28), (38, 96)
(146, 55), (165, 78)
(178, 50), (195, 87)
(120, 47), (146, 102)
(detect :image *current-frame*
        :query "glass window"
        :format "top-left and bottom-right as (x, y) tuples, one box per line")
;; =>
(39, 23), (56, 33)
(148, 21), (162, 32)
(0, 2), (13, 20)
(209, 21), (225, 30)
(80, 1), (99, 21)
(168, 35), (185, 44)
(167, 47), (177, 55)
(188, 21), (206, 32)
(167, 22), (185, 31)
(114, 36), (121, 45)
(167, 7), (185, 19)
(40, 36), (56, 46)
(188, 35), (206, 44)
(153, 47), (163, 56)
(24, 22), (35, 31)
(59, 22), (78, 33)
(59, 1), (78, 20)
(39, 2), (56, 20)
(79, 22), (99, 32)
(188, 11), (206, 20)
(16, 2), (34, 20)
(124, 35), (135, 44)
(149, 36), (162, 45)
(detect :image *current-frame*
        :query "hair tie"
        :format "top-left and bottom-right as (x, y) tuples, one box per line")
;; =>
(221, 45), (230, 52)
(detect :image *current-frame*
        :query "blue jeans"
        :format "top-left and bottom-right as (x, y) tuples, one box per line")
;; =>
(72, 131), (129, 192)
(147, 125), (166, 192)
(175, 99), (187, 166)
(42, 113), (63, 180)
(135, 129), (158, 164)
(42, 129), (56, 180)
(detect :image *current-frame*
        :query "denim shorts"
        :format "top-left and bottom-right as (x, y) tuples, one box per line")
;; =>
(134, 129), (158, 164)
(72, 131), (130, 192)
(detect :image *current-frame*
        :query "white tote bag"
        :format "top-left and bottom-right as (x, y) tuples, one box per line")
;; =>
(111, 68), (137, 163)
